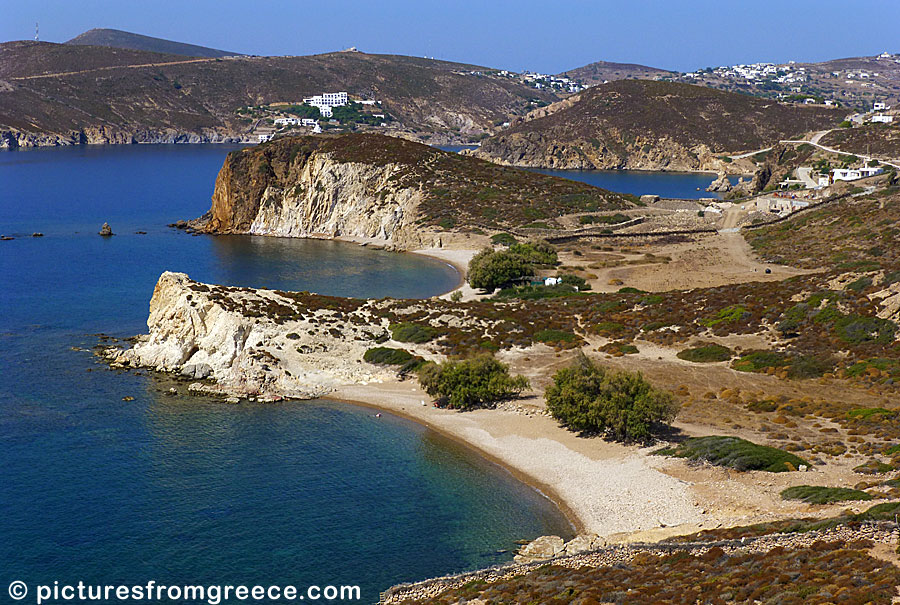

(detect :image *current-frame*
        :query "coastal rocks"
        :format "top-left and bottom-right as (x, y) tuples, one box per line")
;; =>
(116, 272), (399, 400)
(640, 194), (661, 204)
(181, 363), (213, 380)
(706, 172), (733, 192)
(514, 535), (565, 563)
(98, 222), (114, 236)
(514, 533), (607, 564)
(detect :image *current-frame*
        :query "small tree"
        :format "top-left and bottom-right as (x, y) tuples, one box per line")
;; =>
(545, 353), (678, 442)
(467, 248), (532, 291)
(418, 355), (529, 410)
(467, 240), (558, 291)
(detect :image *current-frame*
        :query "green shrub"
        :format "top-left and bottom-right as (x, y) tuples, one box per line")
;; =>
(834, 316), (896, 345)
(467, 240), (557, 291)
(560, 274), (590, 290)
(449, 290), (463, 302)
(780, 485), (873, 504)
(676, 344), (733, 363)
(364, 347), (414, 365)
(533, 329), (577, 343)
(545, 353), (678, 443)
(732, 350), (788, 373)
(655, 436), (809, 472)
(700, 305), (750, 327)
(490, 232), (517, 246)
(390, 322), (436, 344)
(417, 355), (529, 410)
(853, 459), (895, 474)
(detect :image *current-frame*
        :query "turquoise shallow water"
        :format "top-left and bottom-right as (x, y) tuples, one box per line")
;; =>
(0, 145), (573, 603)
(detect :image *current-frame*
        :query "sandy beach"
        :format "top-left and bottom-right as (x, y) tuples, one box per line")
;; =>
(329, 380), (709, 539)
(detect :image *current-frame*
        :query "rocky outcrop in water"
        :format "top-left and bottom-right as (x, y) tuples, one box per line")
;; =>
(190, 135), (431, 250)
(109, 272), (401, 399)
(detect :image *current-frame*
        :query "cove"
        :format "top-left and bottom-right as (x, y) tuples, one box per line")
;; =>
(0, 145), (573, 603)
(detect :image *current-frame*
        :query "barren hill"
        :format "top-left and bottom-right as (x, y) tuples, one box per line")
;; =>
(474, 80), (844, 171)
(65, 28), (239, 58)
(559, 59), (675, 84)
(0, 42), (557, 148)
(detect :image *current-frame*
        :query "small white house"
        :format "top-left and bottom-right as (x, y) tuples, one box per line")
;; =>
(832, 167), (884, 181)
(257, 133), (273, 143)
(871, 115), (894, 123)
(274, 117), (299, 126)
(544, 277), (562, 286)
(873, 102), (889, 111)
(301, 118), (318, 126)
(319, 106), (333, 118)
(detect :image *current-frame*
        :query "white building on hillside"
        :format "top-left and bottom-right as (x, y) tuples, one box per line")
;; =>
(303, 92), (348, 108)
(874, 102), (889, 111)
(274, 117), (299, 126)
(832, 167), (884, 181)
(871, 114), (894, 123)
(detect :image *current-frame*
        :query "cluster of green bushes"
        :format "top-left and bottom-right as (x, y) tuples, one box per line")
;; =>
(390, 322), (436, 344)
(578, 213), (630, 225)
(731, 350), (833, 379)
(468, 240), (558, 291)
(780, 485), (873, 504)
(363, 346), (424, 374)
(676, 343), (733, 363)
(545, 353), (678, 442)
(417, 355), (528, 410)
(655, 436), (809, 472)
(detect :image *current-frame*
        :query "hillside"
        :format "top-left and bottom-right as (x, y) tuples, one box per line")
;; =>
(191, 132), (635, 245)
(65, 28), (239, 58)
(473, 80), (844, 171)
(819, 123), (900, 160)
(558, 59), (675, 84)
(0, 42), (557, 148)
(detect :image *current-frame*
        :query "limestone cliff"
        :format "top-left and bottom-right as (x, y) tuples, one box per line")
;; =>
(113, 272), (401, 399)
(192, 134), (428, 249)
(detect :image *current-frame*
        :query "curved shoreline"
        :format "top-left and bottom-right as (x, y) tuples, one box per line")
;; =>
(325, 381), (707, 541)
(322, 390), (584, 536)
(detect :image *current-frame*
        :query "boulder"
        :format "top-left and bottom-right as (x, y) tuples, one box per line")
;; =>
(562, 533), (599, 556)
(98, 222), (114, 236)
(181, 363), (213, 380)
(514, 535), (565, 563)
(640, 194), (660, 204)
(706, 173), (733, 193)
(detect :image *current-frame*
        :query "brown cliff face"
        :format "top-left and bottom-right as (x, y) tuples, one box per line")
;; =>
(203, 140), (320, 233)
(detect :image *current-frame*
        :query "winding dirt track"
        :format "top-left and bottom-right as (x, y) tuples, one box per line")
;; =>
(8, 57), (221, 80)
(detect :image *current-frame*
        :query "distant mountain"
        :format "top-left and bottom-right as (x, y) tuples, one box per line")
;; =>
(473, 80), (843, 172)
(65, 28), (239, 58)
(559, 60), (675, 85)
(0, 41), (557, 148)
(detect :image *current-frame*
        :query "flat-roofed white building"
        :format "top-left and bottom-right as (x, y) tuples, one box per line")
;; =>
(832, 167), (884, 181)
(871, 114), (894, 123)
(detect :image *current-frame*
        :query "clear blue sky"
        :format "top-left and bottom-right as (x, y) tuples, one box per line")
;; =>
(3, 0), (899, 73)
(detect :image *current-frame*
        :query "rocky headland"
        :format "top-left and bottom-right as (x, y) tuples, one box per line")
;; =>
(185, 132), (636, 246)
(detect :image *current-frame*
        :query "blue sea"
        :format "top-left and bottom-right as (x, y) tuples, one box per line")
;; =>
(0, 145), (573, 603)
(529, 168), (725, 200)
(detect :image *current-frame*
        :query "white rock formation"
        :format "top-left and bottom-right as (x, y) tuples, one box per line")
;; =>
(116, 272), (398, 399)
(248, 155), (423, 245)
